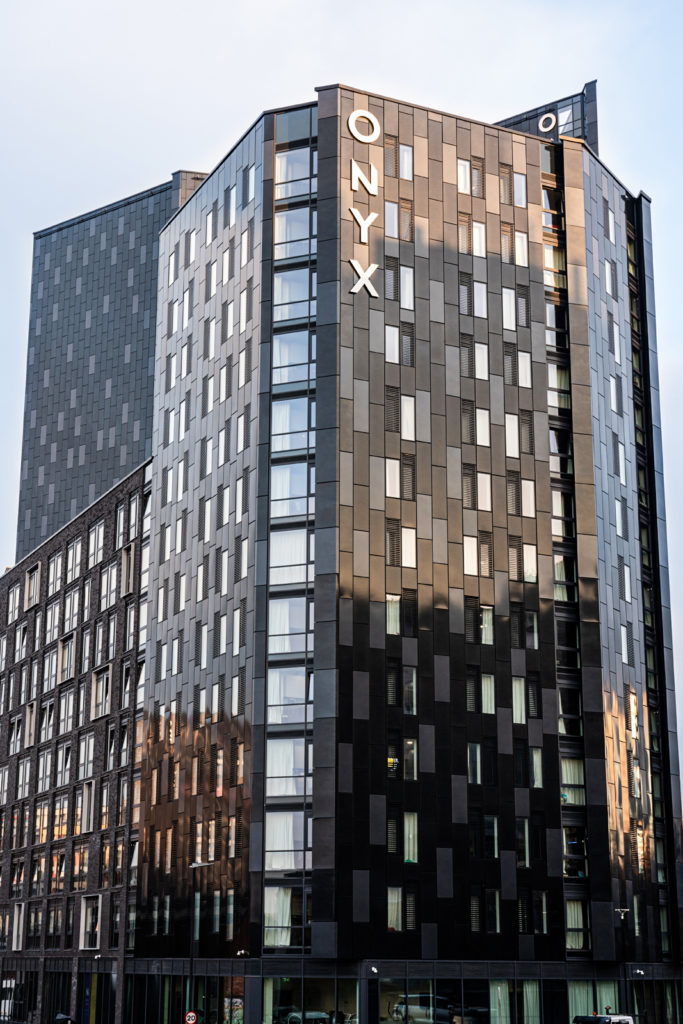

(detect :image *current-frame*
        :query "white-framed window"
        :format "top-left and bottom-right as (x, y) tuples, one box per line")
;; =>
(78, 733), (95, 780)
(7, 584), (20, 625)
(47, 552), (62, 597)
(88, 520), (104, 568)
(100, 562), (117, 611)
(66, 537), (82, 583)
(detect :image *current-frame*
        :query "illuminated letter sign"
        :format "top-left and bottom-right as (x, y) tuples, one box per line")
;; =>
(347, 109), (381, 295)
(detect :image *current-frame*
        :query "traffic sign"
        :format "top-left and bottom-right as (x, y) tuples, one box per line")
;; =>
(185, 1012), (198, 1024)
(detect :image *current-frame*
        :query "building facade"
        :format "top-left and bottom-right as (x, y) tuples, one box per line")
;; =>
(0, 462), (152, 1023)
(16, 172), (205, 561)
(3, 82), (682, 1024)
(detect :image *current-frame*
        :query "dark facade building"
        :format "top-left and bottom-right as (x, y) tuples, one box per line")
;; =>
(0, 462), (152, 1023)
(3, 81), (681, 1024)
(16, 172), (205, 561)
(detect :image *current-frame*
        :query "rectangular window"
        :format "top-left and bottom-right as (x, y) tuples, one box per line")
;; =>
(499, 165), (512, 205)
(476, 408), (490, 447)
(505, 414), (519, 458)
(387, 887), (403, 931)
(515, 231), (529, 266)
(399, 145), (413, 181)
(502, 288), (516, 331)
(471, 156), (485, 197)
(401, 396), (415, 441)
(400, 266), (414, 310)
(472, 221), (486, 257)
(458, 213), (471, 255)
(385, 201), (398, 238)
(514, 173), (527, 207)
(473, 281), (487, 318)
(457, 159), (471, 195)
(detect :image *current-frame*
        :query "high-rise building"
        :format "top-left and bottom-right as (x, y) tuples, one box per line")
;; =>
(1, 82), (681, 1024)
(15, 171), (206, 561)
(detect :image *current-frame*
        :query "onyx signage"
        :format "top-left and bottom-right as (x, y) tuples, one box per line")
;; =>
(347, 109), (381, 297)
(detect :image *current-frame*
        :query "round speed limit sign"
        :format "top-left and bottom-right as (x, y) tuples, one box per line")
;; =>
(185, 1013), (198, 1024)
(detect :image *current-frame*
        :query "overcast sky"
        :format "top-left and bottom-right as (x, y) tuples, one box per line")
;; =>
(2, 0), (683, 718)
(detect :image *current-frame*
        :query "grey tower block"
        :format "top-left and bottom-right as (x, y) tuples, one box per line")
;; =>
(15, 169), (206, 562)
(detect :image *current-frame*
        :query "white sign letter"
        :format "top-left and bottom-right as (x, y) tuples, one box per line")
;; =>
(350, 208), (379, 244)
(348, 109), (381, 144)
(349, 259), (379, 297)
(350, 159), (378, 196)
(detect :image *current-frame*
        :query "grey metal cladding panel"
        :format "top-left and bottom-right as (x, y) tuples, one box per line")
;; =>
(17, 182), (176, 561)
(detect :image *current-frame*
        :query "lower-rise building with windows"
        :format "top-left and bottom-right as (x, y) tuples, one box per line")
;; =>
(1, 81), (681, 1023)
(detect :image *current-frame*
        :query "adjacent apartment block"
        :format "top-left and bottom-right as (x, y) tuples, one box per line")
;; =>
(3, 81), (681, 1024)
(0, 463), (151, 1022)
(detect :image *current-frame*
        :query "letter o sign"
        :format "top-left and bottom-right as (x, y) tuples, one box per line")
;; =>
(538, 112), (557, 133)
(348, 109), (381, 144)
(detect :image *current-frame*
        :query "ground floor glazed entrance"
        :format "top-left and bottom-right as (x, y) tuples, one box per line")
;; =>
(1, 958), (681, 1024)
(124, 960), (682, 1024)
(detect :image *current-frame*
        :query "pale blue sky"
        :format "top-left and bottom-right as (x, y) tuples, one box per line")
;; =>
(1, 0), (682, 715)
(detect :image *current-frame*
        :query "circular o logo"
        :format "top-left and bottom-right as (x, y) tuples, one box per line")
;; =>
(185, 1013), (198, 1024)
(538, 112), (557, 133)
(348, 109), (381, 144)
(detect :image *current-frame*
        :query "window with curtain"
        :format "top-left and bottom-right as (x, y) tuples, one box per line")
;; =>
(273, 209), (314, 261)
(387, 887), (403, 931)
(264, 886), (292, 946)
(272, 329), (313, 384)
(273, 268), (315, 321)
(521, 981), (540, 1024)
(561, 757), (586, 805)
(268, 597), (309, 654)
(270, 462), (311, 518)
(386, 595), (401, 635)
(489, 981), (512, 1024)
(482, 674), (495, 714)
(266, 737), (307, 797)
(271, 397), (314, 452)
(595, 981), (619, 1016)
(269, 529), (310, 585)
(481, 607), (494, 645)
(267, 666), (310, 724)
(265, 810), (305, 870)
(567, 981), (593, 1016)
(404, 812), (418, 864)
(512, 676), (526, 725)
(566, 901), (590, 951)
(274, 147), (313, 199)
